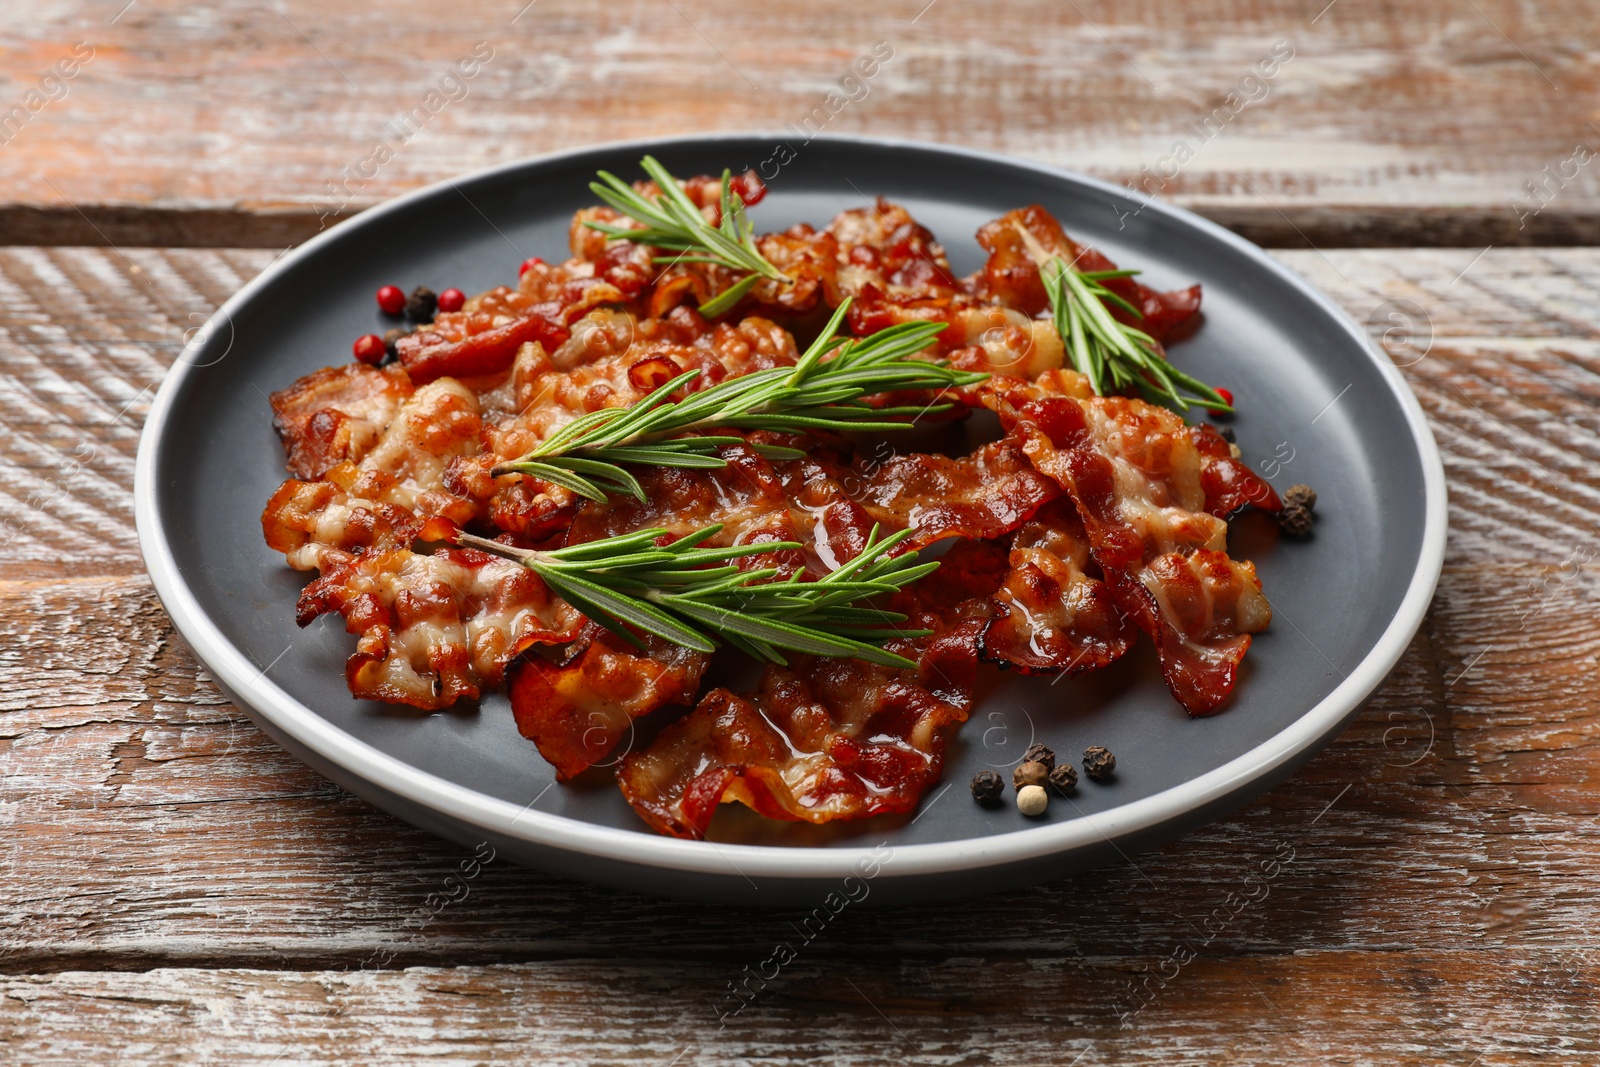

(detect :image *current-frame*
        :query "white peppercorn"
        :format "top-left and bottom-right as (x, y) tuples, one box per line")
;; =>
(1017, 784), (1048, 816)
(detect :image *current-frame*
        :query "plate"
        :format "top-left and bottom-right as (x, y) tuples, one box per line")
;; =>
(135, 134), (1446, 905)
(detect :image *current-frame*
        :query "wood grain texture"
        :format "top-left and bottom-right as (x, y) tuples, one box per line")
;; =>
(1, 246), (1600, 1062)
(1, 1), (1598, 246)
(2, 951), (1595, 1066)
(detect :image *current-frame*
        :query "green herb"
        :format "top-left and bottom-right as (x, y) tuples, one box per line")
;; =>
(1007, 219), (1227, 413)
(586, 155), (786, 316)
(453, 523), (935, 669)
(492, 299), (982, 502)
(1040, 258), (1229, 413)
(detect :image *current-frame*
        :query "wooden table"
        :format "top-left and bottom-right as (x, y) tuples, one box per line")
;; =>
(3, 2), (1598, 1062)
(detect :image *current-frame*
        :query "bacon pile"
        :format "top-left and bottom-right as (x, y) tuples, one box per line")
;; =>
(262, 171), (1282, 839)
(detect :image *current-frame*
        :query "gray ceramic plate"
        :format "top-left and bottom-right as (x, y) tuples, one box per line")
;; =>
(135, 134), (1445, 905)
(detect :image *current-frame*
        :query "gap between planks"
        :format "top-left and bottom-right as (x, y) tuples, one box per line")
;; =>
(2, 203), (1598, 250)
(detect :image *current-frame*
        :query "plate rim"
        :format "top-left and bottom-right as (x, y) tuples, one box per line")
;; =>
(134, 131), (1448, 881)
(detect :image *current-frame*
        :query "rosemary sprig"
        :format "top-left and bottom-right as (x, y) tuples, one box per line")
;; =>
(586, 155), (787, 316)
(1040, 258), (1230, 414)
(492, 299), (982, 502)
(1008, 221), (1228, 414)
(453, 523), (936, 669)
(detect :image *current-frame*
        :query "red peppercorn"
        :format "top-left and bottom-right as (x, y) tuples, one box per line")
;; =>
(437, 288), (465, 313)
(1216, 387), (1235, 407)
(376, 285), (406, 315)
(518, 257), (545, 276)
(352, 333), (387, 365)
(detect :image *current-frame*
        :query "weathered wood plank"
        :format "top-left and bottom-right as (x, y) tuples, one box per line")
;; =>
(0, 951), (1593, 1065)
(1, 1), (1598, 246)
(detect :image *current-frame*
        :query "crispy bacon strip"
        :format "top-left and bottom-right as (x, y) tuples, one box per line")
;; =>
(570, 434), (1062, 575)
(985, 373), (1272, 714)
(830, 198), (965, 304)
(1192, 422), (1283, 517)
(980, 499), (1138, 674)
(616, 621), (981, 839)
(828, 202), (1203, 381)
(508, 625), (708, 780)
(262, 468), (420, 572)
(270, 363), (414, 480)
(442, 313), (803, 541)
(571, 171), (822, 318)
(793, 439), (1061, 553)
(396, 269), (640, 384)
(610, 495), (1138, 835)
(398, 310), (565, 383)
(827, 200), (1063, 376)
(264, 380), (510, 706)
(297, 544), (582, 710)
(880, 500), (1135, 679)
(969, 206), (1202, 342)
(263, 378), (485, 571)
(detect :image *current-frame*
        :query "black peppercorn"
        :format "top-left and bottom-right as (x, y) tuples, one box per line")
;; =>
(406, 285), (438, 322)
(1217, 425), (1237, 444)
(1283, 483), (1317, 511)
(382, 326), (410, 360)
(1083, 746), (1116, 781)
(1013, 760), (1049, 790)
(1277, 502), (1314, 537)
(970, 770), (1004, 806)
(1048, 762), (1078, 795)
(1022, 742), (1056, 771)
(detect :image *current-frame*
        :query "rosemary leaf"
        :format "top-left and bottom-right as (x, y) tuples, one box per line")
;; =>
(698, 273), (764, 317)
(449, 522), (928, 669)
(1042, 256), (1230, 415)
(586, 156), (786, 314)
(492, 297), (979, 501)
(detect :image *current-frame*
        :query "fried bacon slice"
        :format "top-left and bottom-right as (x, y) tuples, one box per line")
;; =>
(794, 439), (1061, 552)
(270, 362), (414, 480)
(508, 625), (709, 780)
(609, 498), (1142, 837)
(642, 225), (840, 319)
(874, 500), (1135, 680)
(483, 313), (800, 463)
(571, 169), (836, 318)
(616, 622), (981, 839)
(265, 379), (519, 705)
(830, 197), (965, 305)
(1191, 422), (1283, 518)
(828, 199), (1002, 352)
(968, 206), (1202, 342)
(827, 202), (1203, 380)
(444, 311), (802, 540)
(827, 200), (1063, 376)
(263, 378), (485, 571)
(262, 467), (421, 572)
(297, 544), (582, 710)
(569, 433), (1062, 576)
(979, 499), (1138, 674)
(984, 372), (1274, 714)
(395, 247), (652, 384)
